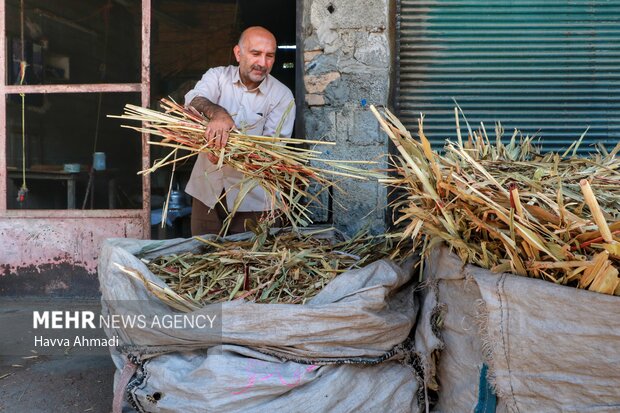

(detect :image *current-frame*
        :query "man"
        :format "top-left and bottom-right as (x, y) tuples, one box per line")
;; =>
(184, 26), (295, 235)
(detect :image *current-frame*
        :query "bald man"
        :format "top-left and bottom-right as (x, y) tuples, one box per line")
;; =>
(184, 26), (295, 235)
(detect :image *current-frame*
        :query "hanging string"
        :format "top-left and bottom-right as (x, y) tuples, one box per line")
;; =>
(17, 0), (28, 204)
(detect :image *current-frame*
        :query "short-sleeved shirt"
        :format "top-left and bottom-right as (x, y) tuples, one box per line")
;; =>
(184, 65), (295, 211)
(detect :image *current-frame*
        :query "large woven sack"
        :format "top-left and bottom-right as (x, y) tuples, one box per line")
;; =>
(98, 231), (421, 412)
(120, 345), (418, 413)
(416, 246), (620, 413)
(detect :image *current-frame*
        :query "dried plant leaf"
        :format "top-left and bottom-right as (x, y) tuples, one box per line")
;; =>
(371, 105), (620, 296)
(129, 229), (414, 310)
(111, 98), (376, 234)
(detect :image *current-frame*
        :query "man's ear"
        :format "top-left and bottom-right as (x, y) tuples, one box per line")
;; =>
(233, 45), (241, 63)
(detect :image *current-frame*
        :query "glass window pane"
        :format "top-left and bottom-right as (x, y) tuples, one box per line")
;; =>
(5, 0), (140, 85)
(6, 92), (143, 209)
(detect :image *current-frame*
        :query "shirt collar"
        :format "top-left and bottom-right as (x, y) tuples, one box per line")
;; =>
(232, 66), (268, 94)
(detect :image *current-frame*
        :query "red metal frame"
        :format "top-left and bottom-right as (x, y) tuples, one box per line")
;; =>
(3, 84), (142, 94)
(0, 1), (151, 276)
(0, 0), (150, 227)
(0, 0), (7, 212)
(141, 0), (151, 231)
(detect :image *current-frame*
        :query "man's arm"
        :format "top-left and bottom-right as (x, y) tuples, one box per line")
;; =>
(189, 96), (234, 149)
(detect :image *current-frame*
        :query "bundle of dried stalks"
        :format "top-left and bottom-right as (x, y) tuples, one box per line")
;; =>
(371, 105), (620, 296)
(111, 99), (374, 233)
(119, 228), (411, 311)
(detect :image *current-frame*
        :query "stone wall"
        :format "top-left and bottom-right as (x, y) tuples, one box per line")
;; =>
(302, 0), (393, 235)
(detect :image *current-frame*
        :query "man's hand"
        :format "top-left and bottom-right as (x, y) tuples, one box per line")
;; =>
(190, 97), (235, 164)
(205, 112), (234, 149)
(204, 113), (234, 164)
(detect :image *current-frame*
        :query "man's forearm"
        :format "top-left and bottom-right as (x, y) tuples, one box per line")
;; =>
(189, 96), (229, 120)
(190, 96), (235, 148)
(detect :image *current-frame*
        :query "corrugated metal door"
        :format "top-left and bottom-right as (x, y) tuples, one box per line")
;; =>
(398, 1), (620, 153)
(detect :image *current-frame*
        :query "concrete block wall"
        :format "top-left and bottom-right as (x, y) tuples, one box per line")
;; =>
(302, 0), (392, 235)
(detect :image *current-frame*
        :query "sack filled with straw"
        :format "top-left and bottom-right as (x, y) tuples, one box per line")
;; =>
(371, 105), (620, 296)
(116, 226), (412, 311)
(111, 98), (375, 233)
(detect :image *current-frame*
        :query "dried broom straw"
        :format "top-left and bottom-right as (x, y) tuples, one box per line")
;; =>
(371, 105), (620, 296)
(110, 99), (378, 233)
(117, 228), (413, 310)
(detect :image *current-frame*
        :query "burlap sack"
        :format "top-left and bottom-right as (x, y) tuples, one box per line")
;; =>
(417, 246), (620, 413)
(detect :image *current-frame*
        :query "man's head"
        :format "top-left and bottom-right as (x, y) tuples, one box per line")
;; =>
(234, 26), (277, 90)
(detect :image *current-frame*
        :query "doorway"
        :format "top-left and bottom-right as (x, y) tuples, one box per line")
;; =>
(149, 0), (298, 238)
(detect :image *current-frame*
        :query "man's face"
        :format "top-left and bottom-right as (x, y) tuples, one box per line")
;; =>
(234, 31), (276, 89)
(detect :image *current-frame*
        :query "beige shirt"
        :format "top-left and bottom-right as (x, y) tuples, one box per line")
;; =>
(184, 65), (295, 211)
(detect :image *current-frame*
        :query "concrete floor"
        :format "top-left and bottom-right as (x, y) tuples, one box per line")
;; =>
(0, 298), (115, 413)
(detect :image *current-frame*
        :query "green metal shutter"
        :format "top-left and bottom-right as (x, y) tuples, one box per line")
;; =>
(398, 0), (620, 154)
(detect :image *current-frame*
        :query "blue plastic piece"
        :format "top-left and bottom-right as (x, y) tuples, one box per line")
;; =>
(474, 363), (497, 413)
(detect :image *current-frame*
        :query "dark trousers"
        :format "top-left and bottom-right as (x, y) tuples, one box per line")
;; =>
(190, 197), (266, 236)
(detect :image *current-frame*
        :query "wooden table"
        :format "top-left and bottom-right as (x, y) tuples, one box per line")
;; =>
(8, 168), (83, 208)
(7, 167), (117, 209)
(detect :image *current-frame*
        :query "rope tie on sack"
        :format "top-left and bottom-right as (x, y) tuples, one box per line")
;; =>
(112, 357), (138, 413)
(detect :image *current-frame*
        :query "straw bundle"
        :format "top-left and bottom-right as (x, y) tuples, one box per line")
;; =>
(111, 99), (374, 233)
(117, 228), (411, 311)
(371, 105), (620, 296)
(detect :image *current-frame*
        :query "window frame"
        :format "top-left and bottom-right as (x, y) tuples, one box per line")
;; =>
(0, 0), (151, 229)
